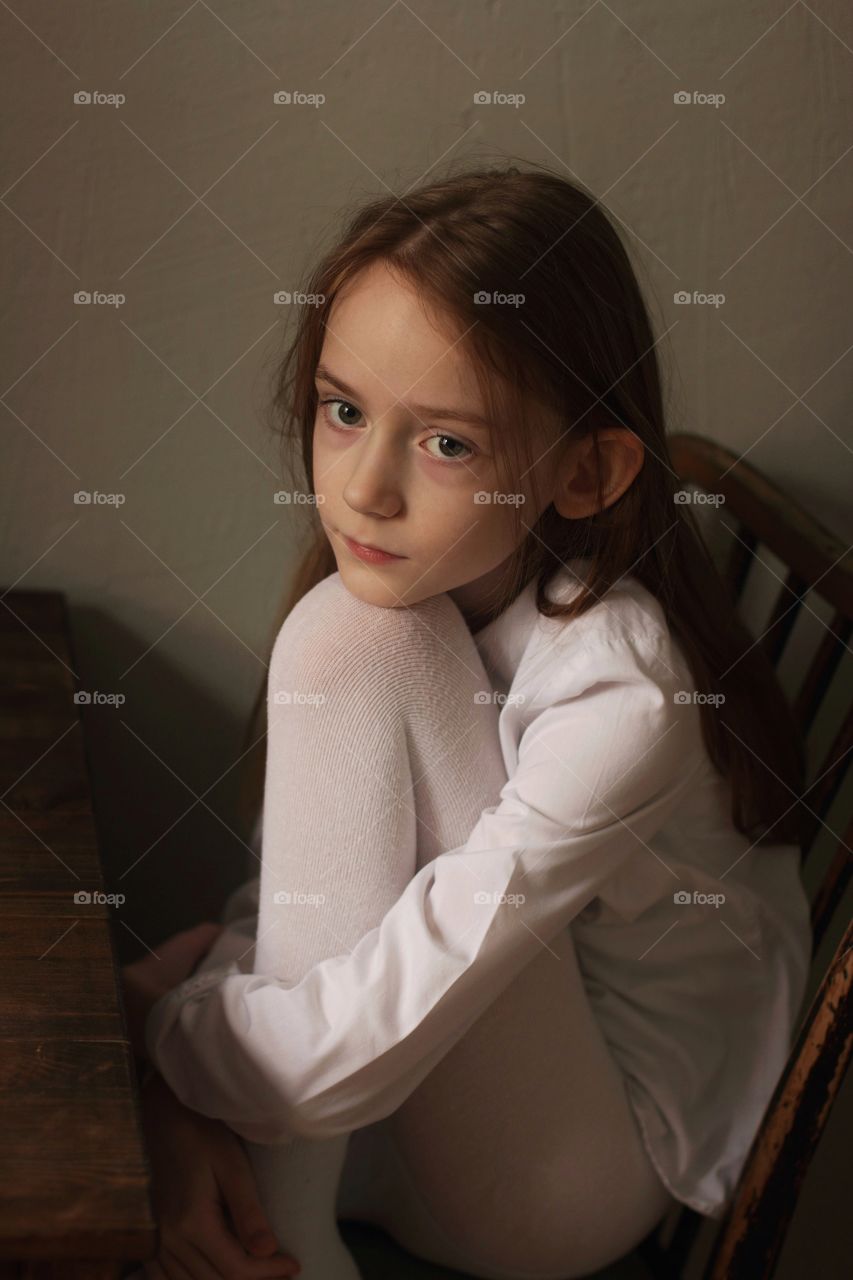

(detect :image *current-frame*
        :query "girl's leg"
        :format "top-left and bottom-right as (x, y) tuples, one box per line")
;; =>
(319, 580), (678, 1279)
(236, 571), (511, 1280)
(230, 570), (674, 1280)
(338, 929), (677, 1280)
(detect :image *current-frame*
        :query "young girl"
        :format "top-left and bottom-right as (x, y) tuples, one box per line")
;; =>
(135, 164), (813, 1280)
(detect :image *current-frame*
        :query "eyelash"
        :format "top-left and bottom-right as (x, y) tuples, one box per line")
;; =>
(317, 397), (476, 464)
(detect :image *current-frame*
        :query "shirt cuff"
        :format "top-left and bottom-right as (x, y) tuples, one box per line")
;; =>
(144, 961), (238, 1070)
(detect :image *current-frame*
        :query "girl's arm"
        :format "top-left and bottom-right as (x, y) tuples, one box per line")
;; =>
(146, 638), (705, 1145)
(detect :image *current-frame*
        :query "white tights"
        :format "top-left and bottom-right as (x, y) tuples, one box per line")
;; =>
(199, 574), (677, 1280)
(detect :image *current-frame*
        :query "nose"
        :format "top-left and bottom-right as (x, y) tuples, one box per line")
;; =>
(341, 423), (403, 519)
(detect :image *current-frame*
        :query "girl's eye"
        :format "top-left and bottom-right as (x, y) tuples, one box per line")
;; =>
(319, 398), (474, 464)
(320, 398), (363, 429)
(422, 434), (474, 463)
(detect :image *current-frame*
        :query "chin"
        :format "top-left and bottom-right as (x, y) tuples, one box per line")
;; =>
(336, 564), (412, 609)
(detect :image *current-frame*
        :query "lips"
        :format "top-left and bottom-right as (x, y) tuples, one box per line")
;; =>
(349, 536), (396, 555)
(343, 532), (403, 557)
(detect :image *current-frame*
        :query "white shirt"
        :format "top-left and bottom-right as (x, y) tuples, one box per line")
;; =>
(146, 560), (812, 1218)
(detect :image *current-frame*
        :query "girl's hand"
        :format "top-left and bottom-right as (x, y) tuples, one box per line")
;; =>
(141, 1070), (301, 1279)
(122, 923), (226, 1061)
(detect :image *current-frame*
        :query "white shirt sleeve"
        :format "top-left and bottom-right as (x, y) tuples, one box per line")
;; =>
(145, 634), (706, 1144)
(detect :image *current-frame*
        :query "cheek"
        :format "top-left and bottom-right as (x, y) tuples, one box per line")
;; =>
(312, 429), (342, 492)
(457, 498), (519, 560)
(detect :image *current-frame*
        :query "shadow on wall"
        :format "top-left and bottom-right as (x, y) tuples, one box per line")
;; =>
(70, 601), (259, 964)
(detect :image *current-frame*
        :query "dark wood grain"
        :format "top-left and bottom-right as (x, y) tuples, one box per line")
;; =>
(0, 590), (155, 1272)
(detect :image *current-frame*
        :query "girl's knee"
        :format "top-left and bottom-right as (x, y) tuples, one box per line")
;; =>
(269, 572), (382, 693)
(270, 572), (482, 695)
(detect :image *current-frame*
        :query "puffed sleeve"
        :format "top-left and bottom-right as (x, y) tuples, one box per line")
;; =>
(145, 635), (707, 1144)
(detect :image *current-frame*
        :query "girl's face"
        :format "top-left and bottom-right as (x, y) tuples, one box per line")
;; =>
(312, 260), (558, 622)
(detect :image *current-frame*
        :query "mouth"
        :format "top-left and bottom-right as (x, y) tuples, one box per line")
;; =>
(339, 531), (406, 563)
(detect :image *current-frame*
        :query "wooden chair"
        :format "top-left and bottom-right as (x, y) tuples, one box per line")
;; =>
(339, 432), (853, 1280)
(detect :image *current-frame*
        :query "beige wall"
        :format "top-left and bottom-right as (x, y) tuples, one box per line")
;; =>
(3, 4), (851, 1272)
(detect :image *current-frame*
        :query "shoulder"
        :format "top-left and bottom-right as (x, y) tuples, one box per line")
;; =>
(503, 565), (709, 800)
(503, 575), (709, 836)
(537, 560), (672, 651)
(519, 562), (695, 704)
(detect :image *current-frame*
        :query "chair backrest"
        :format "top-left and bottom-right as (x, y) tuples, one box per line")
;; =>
(643, 433), (853, 1280)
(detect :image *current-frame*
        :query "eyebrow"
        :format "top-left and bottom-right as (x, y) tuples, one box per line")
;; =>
(314, 364), (493, 432)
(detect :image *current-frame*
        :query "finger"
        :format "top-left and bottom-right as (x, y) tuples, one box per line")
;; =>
(193, 1204), (300, 1278)
(161, 1235), (220, 1280)
(216, 1144), (281, 1256)
(154, 923), (223, 963)
(184, 922), (225, 949)
(163, 924), (224, 965)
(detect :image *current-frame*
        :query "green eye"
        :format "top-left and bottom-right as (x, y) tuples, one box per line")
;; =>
(321, 398), (362, 428)
(319, 399), (474, 464)
(423, 435), (474, 462)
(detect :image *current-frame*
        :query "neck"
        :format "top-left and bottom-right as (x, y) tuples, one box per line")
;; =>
(449, 556), (529, 634)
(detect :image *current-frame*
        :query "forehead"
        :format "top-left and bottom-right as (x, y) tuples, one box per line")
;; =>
(319, 261), (483, 408)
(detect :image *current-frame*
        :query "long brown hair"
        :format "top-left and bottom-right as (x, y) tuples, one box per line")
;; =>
(239, 161), (805, 851)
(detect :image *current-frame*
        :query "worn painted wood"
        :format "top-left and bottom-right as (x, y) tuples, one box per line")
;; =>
(703, 920), (852, 1279)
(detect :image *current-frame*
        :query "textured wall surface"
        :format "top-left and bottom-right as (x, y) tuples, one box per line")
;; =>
(2, 1), (851, 1272)
(2, 12), (851, 1262)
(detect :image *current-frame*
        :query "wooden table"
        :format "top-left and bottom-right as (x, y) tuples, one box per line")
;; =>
(0, 590), (156, 1277)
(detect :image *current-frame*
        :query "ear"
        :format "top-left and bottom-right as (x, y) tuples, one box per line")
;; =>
(553, 428), (645, 519)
